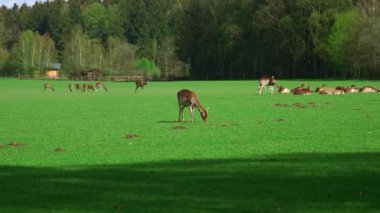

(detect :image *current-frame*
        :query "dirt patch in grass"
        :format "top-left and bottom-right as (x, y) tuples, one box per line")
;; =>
(54, 148), (65, 152)
(293, 103), (308, 109)
(9, 141), (24, 147)
(126, 133), (139, 139)
(277, 118), (285, 122)
(173, 125), (187, 130)
(274, 103), (290, 107)
(0, 144), (5, 149)
(325, 102), (331, 105)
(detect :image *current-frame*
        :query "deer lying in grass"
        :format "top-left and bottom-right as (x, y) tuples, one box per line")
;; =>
(258, 76), (276, 95)
(177, 89), (208, 123)
(43, 83), (55, 92)
(293, 85), (312, 95)
(277, 85), (290, 94)
(290, 82), (307, 93)
(95, 82), (108, 92)
(135, 79), (147, 93)
(360, 86), (379, 93)
(346, 85), (359, 93)
(314, 84), (327, 93)
(319, 87), (344, 95)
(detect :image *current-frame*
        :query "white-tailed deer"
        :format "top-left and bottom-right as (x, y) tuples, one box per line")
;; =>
(43, 83), (55, 92)
(258, 76), (276, 95)
(177, 89), (208, 123)
(69, 84), (73, 92)
(135, 79), (147, 93)
(95, 82), (108, 92)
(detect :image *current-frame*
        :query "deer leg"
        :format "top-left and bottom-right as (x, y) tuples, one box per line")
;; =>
(179, 106), (185, 122)
(189, 106), (194, 123)
(135, 86), (138, 93)
(258, 85), (263, 95)
(270, 86), (274, 94)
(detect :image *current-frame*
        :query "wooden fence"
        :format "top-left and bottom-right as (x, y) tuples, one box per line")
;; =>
(17, 74), (145, 82)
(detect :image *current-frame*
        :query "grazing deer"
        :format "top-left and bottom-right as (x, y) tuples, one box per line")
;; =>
(75, 83), (83, 92)
(43, 83), (55, 92)
(95, 82), (108, 92)
(177, 89), (208, 123)
(291, 82), (307, 93)
(359, 86), (379, 93)
(82, 84), (87, 92)
(258, 76), (276, 95)
(293, 85), (312, 95)
(277, 85), (290, 94)
(135, 79), (147, 93)
(87, 83), (95, 92)
(69, 84), (73, 92)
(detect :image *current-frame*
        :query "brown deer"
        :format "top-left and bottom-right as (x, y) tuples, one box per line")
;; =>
(291, 82), (307, 93)
(75, 83), (83, 92)
(68, 84), (73, 92)
(359, 86), (379, 93)
(293, 85), (312, 95)
(177, 89), (208, 123)
(277, 85), (290, 94)
(95, 82), (108, 92)
(82, 84), (87, 92)
(135, 79), (147, 93)
(87, 83), (95, 92)
(43, 83), (55, 92)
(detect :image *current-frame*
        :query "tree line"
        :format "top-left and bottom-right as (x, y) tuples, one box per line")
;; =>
(0, 0), (379, 80)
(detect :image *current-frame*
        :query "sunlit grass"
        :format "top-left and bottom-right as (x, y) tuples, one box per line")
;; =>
(0, 79), (379, 212)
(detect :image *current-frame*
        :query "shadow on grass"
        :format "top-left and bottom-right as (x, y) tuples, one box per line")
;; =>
(1, 152), (380, 212)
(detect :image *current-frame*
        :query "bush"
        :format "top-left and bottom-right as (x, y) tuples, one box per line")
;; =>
(138, 58), (161, 78)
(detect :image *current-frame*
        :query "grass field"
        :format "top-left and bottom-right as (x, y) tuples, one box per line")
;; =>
(1, 79), (380, 212)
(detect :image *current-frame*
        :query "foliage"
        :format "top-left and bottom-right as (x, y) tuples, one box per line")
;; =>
(327, 10), (358, 74)
(138, 57), (161, 78)
(10, 30), (57, 74)
(2, 0), (380, 79)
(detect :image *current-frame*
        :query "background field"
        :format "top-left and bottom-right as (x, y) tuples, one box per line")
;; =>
(1, 79), (380, 212)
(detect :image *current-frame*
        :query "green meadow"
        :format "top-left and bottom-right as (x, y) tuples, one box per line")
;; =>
(1, 79), (380, 212)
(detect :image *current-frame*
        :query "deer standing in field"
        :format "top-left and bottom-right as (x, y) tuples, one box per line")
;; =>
(135, 79), (147, 93)
(68, 84), (73, 92)
(95, 82), (108, 92)
(75, 83), (83, 92)
(258, 76), (276, 95)
(177, 89), (208, 123)
(87, 83), (95, 92)
(82, 84), (87, 92)
(43, 83), (55, 92)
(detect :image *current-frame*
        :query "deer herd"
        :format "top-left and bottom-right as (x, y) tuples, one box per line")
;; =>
(258, 76), (379, 95)
(42, 75), (379, 123)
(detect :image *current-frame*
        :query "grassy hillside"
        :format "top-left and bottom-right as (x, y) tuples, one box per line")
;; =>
(0, 79), (379, 212)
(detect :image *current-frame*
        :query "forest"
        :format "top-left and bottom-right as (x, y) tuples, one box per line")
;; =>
(0, 0), (379, 80)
